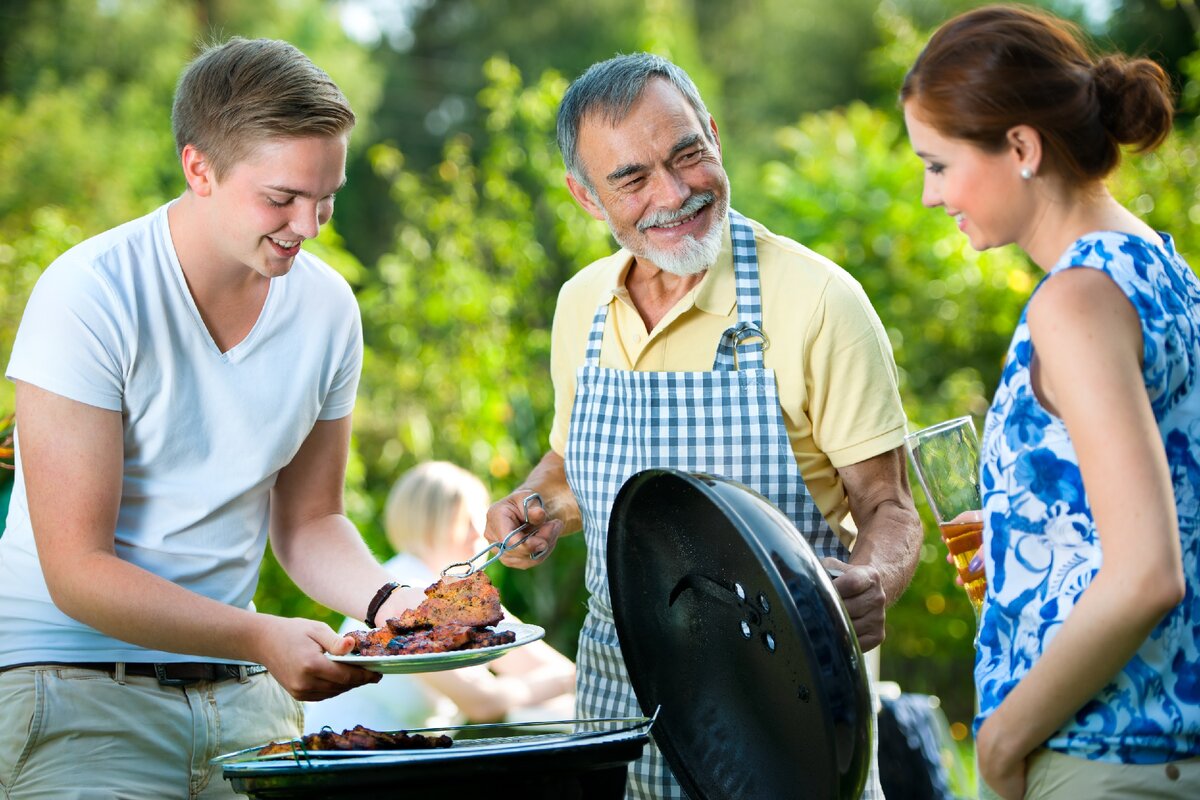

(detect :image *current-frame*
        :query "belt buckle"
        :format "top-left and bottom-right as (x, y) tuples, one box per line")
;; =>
(153, 663), (199, 687)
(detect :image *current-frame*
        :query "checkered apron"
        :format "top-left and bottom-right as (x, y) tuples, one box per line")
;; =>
(566, 210), (879, 798)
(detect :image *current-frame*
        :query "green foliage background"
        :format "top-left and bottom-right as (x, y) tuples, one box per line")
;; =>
(3, 0), (1200, 772)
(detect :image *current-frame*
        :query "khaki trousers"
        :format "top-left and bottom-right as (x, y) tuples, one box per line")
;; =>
(0, 665), (303, 800)
(1021, 747), (1200, 799)
(978, 746), (1200, 799)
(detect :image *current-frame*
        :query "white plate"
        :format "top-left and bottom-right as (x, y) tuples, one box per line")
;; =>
(327, 622), (545, 674)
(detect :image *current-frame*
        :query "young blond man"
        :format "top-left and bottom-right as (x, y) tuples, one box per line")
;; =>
(0, 38), (423, 798)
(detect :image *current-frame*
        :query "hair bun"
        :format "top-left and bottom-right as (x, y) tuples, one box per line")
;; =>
(1092, 54), (1173, 151)
(1091, 57), (1124, 103)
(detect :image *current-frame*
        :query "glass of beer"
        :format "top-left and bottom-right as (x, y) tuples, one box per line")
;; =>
(904, 416), (985, 614)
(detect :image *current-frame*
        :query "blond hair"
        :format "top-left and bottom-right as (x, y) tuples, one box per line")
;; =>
(171, 37), (356, 180)
(384, 462), (490, 555)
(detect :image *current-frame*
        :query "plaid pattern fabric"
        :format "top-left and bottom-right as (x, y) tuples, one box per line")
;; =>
(566, 210), (877, 798)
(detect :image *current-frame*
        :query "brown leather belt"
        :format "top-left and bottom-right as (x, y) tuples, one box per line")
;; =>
(0, 661), (269, 686)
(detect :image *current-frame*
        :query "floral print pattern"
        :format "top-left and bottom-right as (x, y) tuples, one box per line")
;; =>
(977, 232), (1200, 763)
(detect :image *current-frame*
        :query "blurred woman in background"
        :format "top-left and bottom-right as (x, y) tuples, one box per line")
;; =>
(901, 5), (1200, 798)
(305, 461), (575, 732)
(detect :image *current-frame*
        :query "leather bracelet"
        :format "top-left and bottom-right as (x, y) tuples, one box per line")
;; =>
(365, 581), (403, 629)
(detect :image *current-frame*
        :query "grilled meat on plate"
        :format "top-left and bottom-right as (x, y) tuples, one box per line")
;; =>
(347, 571), (516, 657)
(393, 571), (504, 630)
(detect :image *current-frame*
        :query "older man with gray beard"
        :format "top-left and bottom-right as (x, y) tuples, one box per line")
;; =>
(483, 53), (921, 799)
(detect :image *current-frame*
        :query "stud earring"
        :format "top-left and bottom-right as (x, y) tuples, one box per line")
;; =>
(1020, 167), (1034, 180)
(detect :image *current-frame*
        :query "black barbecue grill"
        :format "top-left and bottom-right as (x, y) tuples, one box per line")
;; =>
(217, 469), (871, 799)
(608, 469), (871, 799)
(216, 716), (654, 798)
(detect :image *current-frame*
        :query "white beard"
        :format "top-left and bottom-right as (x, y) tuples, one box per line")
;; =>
(605, 192), (728, 276)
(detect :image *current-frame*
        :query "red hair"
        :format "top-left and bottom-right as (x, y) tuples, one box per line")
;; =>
(901, 4), (1173, 184)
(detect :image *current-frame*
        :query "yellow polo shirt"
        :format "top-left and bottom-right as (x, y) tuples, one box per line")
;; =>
(549, 214), (906, 547)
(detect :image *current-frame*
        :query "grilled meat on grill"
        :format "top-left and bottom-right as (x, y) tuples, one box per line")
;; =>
(256, 725), (453, 756)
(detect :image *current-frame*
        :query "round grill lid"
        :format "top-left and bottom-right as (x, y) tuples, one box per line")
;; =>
(607, 469), (871, 799)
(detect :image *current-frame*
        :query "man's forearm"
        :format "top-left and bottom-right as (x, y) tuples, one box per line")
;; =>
(838, 445), (924, 606)
(848, 498), (923, 606)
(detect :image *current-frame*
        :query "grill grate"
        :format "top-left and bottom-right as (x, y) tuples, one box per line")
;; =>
(212, 715), (655, 769)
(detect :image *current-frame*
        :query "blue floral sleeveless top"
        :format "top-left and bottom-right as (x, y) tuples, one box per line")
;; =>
(977, 231), (1200, 763)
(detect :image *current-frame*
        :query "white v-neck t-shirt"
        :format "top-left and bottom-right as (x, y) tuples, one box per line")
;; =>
(1, 201), (362, 665)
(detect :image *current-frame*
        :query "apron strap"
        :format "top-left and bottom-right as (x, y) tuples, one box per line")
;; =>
(714, 209), (767, 371)
(582, 209), (768, 372)
(582, 297), (609, 367)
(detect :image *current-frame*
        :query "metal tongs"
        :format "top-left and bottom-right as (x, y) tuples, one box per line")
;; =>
(442, 493), (547, 578)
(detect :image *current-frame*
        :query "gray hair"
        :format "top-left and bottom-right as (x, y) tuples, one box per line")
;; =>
(556, 53), (713, 189)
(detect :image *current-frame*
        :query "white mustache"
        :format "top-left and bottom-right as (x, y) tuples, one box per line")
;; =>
(637, 192), (715, 232)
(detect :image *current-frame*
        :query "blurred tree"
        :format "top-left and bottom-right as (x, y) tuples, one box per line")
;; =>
(696, 0), (885, 170)
(1105, 0), (1200, 109)
(336, 0), (676, 267)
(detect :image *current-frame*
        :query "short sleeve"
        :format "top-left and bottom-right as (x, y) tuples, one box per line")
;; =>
(318, 295), (363, 421)
(804, 272), (906, 467)
(6, 259), (128, 411)
(547, 281), (585, 456)
(547, 252), (630, 456)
